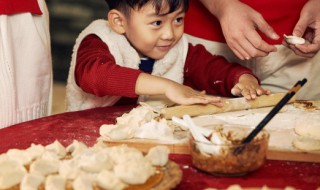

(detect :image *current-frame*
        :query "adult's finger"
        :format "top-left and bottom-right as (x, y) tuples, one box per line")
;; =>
(245, 29), (277, 55)
(232, 40), (255, 60)
(228, 34), (268, 59)
(292, 16), (309, 37)
(290, 46), (316, 58)
(255, 15), (280, 40)
(228, 40), (248, 60)
(296, 43), (320, 54)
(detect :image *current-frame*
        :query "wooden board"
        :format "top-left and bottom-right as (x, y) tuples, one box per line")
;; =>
(104, 102), (320, 163)
(105, 139), (189, 154)
(267, 149), (320, 163)
(105, 138), (320, 163)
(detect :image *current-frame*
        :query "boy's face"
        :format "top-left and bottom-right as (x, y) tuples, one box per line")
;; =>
(122, 3), (185, 59)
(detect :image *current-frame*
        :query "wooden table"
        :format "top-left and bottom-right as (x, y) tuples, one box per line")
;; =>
(0, 105), (319, 190)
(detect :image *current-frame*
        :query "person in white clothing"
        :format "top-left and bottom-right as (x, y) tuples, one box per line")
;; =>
(0, 0), (52, 128)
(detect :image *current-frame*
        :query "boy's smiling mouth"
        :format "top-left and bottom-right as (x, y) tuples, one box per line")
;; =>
(157, 44), (172, 51)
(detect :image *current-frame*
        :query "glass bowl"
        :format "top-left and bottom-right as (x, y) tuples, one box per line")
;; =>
(189, 125), (269, 176)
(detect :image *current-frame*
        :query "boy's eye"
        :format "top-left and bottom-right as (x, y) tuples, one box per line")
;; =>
(151, 21), (162, 26)
(175, 17), (184, 23)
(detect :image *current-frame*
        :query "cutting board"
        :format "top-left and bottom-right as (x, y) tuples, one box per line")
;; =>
(104, 94), (320, 163)
(105, 104), (320, 163)
(105, 136), (320, 163)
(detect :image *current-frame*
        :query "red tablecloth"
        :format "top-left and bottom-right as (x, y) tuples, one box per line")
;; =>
(0, 106), (319, 190)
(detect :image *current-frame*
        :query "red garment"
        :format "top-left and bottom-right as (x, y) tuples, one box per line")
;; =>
(0, 0), (42, 15)
(185, 0), (307, 44)
(75, 34), (256, 105)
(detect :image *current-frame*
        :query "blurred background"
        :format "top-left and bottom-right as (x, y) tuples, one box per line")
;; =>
(47, 0), (108, 114)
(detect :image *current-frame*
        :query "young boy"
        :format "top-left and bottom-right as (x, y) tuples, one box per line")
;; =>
(66, 0), (270, 111)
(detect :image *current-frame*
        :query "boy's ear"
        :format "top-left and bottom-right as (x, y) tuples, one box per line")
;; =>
(108, 10), (126, 34)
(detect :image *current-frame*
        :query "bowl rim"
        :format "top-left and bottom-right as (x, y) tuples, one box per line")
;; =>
(189, 127), (270, 148)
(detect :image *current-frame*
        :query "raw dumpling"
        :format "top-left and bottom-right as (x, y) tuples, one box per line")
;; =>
(113, 161), (155, 185)
(145, 146), (170, 166)
(284, 34), (305, 45)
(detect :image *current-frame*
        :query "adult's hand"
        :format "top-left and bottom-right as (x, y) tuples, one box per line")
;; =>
(283, 0), (320, 58)
(200, 0), (280, 60)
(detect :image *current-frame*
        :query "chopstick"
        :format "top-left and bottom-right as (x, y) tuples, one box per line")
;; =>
(233, 78), (308, 155)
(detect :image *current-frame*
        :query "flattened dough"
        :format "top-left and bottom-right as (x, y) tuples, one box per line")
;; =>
(293, 136), (320, 151)
(295, 114), (320, 140)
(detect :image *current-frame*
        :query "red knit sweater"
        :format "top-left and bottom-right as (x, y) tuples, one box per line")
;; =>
(75, 34), (256, 105)
(185, 0), (307, 45)
(0, 0), (41, 15)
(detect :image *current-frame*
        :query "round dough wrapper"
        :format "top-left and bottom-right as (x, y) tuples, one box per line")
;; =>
(293, 136), (320, 151)
(295, 114), (320, 140)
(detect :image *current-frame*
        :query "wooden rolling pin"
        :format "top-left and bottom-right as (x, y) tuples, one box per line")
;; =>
(161, 93), (296, 119)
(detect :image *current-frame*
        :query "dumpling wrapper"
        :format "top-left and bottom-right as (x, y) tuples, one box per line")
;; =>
(20, 173), (44, 190)
(45, 140), (66, 159)
(145, 146), (169, 166)
(29, 158), (59, 176)
(295, 113), (320, 140)
(293, 136), (320, 151)
(72, 175), (93, 190)
(0, 160), (27, 189)
(45, 175), (66, 190)
(97, 170), (127, 190)
(284, 34), (305, 45)
(77, 149), (114, 173)
(66, 140), (88, 157)
(134, 119), (176, 142)
(113, 160), (155, 185)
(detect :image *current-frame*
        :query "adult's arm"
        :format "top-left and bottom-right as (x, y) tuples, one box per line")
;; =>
(197, 0), (279, 60)
(0, 0), (42, 14)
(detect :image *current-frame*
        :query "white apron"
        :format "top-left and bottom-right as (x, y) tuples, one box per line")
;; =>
(187, 35), (320, 100)
(0, 0), (52, 128)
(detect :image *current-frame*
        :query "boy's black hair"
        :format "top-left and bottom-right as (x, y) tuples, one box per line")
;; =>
(106, 0), (189, 16)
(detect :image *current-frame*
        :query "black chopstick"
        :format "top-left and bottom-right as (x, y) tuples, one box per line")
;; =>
(233, 78), (307, 155)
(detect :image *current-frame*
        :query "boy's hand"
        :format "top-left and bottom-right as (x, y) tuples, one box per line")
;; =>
(231, 74), (271, 100)
(165, 83), (223, 106)
(136, 73), (223, 106)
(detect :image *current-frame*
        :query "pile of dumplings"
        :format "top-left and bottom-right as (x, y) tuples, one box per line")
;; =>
(0, 140), (170, 190)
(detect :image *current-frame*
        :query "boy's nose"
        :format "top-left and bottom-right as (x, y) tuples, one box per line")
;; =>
(161, 26), (174, 40)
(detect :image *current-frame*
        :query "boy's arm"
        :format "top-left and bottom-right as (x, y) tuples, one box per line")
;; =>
(76, 35), (222, 105)
(184, 43), (259, 97)
(75, 34), (141, 97)
(135, 73), (222, 106)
